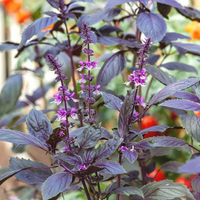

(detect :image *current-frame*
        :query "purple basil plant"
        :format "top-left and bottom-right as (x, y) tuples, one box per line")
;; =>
(1, 0), (200, 200)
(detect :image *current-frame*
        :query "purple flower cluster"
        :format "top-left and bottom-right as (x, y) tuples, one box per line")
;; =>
(77, 23), (100, 124)
(125, 38), (151, 87)
(125, 69), (147, 87)
(46, 54), (78, 139)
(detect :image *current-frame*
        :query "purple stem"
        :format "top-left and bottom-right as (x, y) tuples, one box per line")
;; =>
(116, 153), (122, 200)
(64, 21), (83, 126)
(87, 44), (91, 119)
(82, 179), (92, 200)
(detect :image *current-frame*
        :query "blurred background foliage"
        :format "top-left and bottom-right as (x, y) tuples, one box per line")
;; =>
(1, 0), (200, 199)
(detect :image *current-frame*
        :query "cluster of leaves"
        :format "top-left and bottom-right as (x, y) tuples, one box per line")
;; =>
(1, 0), (200, 200)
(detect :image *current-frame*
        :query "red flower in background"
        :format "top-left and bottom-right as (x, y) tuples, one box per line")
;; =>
(147, 167), (166, 181)
(141, 116), (162, 138)
(1, 0), (31, 23)
(16, 9), (31, 23)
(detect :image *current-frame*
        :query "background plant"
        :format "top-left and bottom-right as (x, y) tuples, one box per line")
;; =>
(1, 0), (200, 200)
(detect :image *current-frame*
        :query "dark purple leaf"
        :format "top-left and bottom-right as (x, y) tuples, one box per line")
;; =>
(96, 51), (126, 89)
(122, 149), (138, 164)
(83, 148), (95, 166)
(192, 176), (200, 192)
(173, 92), (200, 104)
(0, 129), (46, 150)
(145, 65), (177, 85)
(94, 161), (126, 174)
(0, 168), (32, 185)
(97, 36), (140, 48)
(139, 125), (170, 135)
(157, 3), (171, 19)
(110, 186), (143, 197)
(95, 138), (123, 160)
(180, 115), (200, 142)
(98, 25), (121, 36)
(47, 0), (60, 9)
(76, 125), (101, 149)
(42, 11), (58, 17)
(13, 109), (56, 127)
(149, 78), (200, 105)
(118, 90), (135, 138)
(142, 180), (194, 200)
(70, 127), (85, 137)
(80, 165), (104, 175)
(105, 181), (125, 194)
(46, 128), (66, 153)
(14, 101), (29, 110)
(160, 161), (183, 173)
(19, 16), (57, 48)
(134, 140), (155, 150)
(98, 53), (114, 61)
(0, 74), (22, 118)
(0, 41), (19, 51)
(101, 127), (113, 139)
(78, 9), (121, 26)
(176, 7), (200, 22)
(147, 136), (188, 147)
(161, 33), (191, 42)
(10, 157), (53, 184)
(160, 62), (197, 74)
(102, 92), (123, 111)
(26, 109), (53, 145)
(146, 54), (160, 65)
(160, 99), (200, 111)
(56, 153), (83, 168)
(146, 161), (156, 174)
(163, 107), (186, 116)
(104, 0), (136, 9)
(42, 172), (72, 200)
(155, 0), (183, 9)
(172, 42), (200, 55)
(179, 156), (200, 174)
(137, 12), (167, 43)
(124, 171), (139, 182)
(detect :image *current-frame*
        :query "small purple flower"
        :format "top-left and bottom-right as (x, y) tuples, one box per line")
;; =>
(77, 74), (87, 83)
(56, 107), (67, 121)
(80, 165), (88, 170)
(136, 95), (146, 108)
(83, 48), (94, 56)
(125, 69), (147, 87)
(64, 145), (70, 152)
(70, 107), (78, 120)
(65, 91), (79, 102)
(59, 131), (64, 136)
(130, 146), (136, 152)
(119, 146), (128, 151)
(93, 85), (101, 95)
(51, 93), (62, 105)
(133, 112), (139, 118)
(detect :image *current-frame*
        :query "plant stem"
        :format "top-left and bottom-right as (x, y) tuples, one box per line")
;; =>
(87, 44), (92, 120)
(60, 77), (70, 140)
(60, 162), (77, 176)
(63, 21), (83, 126)
(82, 179), (92, 200)
(95, 172), (101, 197)
(116, 153), (122, 200)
